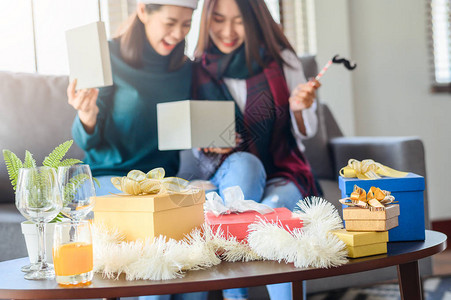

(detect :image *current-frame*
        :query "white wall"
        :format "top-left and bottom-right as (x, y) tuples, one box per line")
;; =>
(315, 0), (451, 221)
(314, 0), (355, 136)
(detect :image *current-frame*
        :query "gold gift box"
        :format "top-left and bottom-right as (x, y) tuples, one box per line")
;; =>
(331, 229), (388, 258)
(92, 189), (205, 242)
(343, 204), (400, 231)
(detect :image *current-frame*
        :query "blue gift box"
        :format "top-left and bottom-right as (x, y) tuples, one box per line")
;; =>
(338, 173), (425, 241)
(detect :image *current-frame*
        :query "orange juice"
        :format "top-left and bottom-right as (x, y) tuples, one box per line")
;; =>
(53, 242), (93, 276)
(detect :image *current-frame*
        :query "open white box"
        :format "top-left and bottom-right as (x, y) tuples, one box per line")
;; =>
(157, 100), (236, 150)
(66, 21), (112, 90)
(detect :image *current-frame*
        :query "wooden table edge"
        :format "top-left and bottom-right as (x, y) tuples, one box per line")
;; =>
(0, 230), (446, 299)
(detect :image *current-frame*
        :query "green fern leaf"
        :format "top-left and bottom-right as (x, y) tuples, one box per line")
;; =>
(50, 212), (65, 223)
(4, 140), (89, 222)
(93, 177), (101, 188)
(62, 173), (89, 206)
(43, 140), (74, 169)
(2, 149), (23, 191)
(23, 151), (36, 168)
(59, 158), (83, 167)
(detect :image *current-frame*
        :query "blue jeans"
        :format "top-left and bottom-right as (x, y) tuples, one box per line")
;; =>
(261, 177), (304, 210)
(223, 279), (306, 300)
(223, 178), (305, 300)
(210, 152), (267, 202)
(267, 282), (306, 300)
(94, 175), (117, 196)
(138, 292), (208, 300)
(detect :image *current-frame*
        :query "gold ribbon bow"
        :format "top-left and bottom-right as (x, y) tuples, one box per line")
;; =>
(340, 159), (408, 180)
(111, 168), (189, 195)
(339, 185), (395, 211)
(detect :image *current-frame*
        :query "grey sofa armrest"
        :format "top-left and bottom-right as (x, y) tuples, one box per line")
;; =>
(330, 136), (426, 176)
(330, 136), (430, 228)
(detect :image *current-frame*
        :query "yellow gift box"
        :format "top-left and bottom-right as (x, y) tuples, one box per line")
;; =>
(92, 189), (205, 242)
(347, 243), (387, 258)
(331, 229), (388, 258)
(343, 204), (400, 231)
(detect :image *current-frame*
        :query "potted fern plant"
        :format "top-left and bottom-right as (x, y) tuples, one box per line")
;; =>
(3, 140), (83, 264)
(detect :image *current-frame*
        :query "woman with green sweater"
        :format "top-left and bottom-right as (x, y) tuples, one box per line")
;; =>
(68, 0), (197, 196)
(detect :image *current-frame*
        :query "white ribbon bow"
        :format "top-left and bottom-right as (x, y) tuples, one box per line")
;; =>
(204, 186), (275, 217)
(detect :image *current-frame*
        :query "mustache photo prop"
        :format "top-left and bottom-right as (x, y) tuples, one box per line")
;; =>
(314, 54), (357, 82)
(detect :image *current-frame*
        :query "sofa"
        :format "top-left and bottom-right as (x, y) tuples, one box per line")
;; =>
(0, 55), (432, 298)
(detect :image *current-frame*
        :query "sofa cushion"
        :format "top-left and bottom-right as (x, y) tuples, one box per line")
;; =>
(0, 204), (27, 261)
(0, 71), (84, 203)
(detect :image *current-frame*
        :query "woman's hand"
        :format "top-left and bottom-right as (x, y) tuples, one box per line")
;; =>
(67, 79), (99, 134)
(200, 133), (243, 154)
(201, 147), (234, 154)
(289, 79), (321, 112)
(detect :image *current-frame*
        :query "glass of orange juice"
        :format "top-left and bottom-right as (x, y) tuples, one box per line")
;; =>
(52, 221), (93, 286)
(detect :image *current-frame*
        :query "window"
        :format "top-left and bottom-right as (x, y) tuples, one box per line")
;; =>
(0, 0), (101, 74)
(0, 0), (313, 75)
(280, 0), (317, 55)
(0, 1), (36, 73)
(33, 0), (101, 75)
(427, 0), (451, 92)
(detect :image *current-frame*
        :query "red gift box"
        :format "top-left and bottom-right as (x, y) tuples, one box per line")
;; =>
(205, 207), (303, 241)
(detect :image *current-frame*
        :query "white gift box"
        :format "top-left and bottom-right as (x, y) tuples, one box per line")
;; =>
(157, 100), (236, 150)
(66, 21), (113, 90)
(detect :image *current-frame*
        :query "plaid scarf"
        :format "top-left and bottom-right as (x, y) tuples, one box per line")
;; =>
(193, 48), (318, 197)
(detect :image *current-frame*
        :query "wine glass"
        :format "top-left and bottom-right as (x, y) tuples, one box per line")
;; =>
(15, 166), (62, 280)
(57, 164), (95, 223)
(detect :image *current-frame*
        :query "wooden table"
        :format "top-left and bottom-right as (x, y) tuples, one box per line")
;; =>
(0, 230), (446, 300)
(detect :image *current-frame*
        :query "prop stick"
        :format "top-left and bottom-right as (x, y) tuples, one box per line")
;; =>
(312, 54), (357, 83)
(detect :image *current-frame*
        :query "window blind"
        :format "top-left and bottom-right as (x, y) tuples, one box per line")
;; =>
(280, 0), (316, 55)
(427, 0), (451, 92)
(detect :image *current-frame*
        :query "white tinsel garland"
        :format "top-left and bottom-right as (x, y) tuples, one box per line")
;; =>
(92, 197), (348, 280)
(93, 223), (223, 280)
(247, 197), (347, 268)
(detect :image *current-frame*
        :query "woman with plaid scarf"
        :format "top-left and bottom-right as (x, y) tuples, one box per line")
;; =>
(192, 0), (321, 299)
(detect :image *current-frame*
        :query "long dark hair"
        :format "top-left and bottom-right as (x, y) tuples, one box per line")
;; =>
(195, 0), (296, 72)
(114, 4), (186, 71)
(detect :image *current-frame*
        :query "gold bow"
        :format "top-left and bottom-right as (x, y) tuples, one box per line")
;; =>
(340, 159), (408, 180)
(339, 185), (395, 211)
(111, 168), (189, 195)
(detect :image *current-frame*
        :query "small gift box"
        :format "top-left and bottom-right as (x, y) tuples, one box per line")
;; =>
(339, 160), (425, 241)
(343, 204), (400, 231)
(205, 207), (303, 242)
(331, 229), (389, 258)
